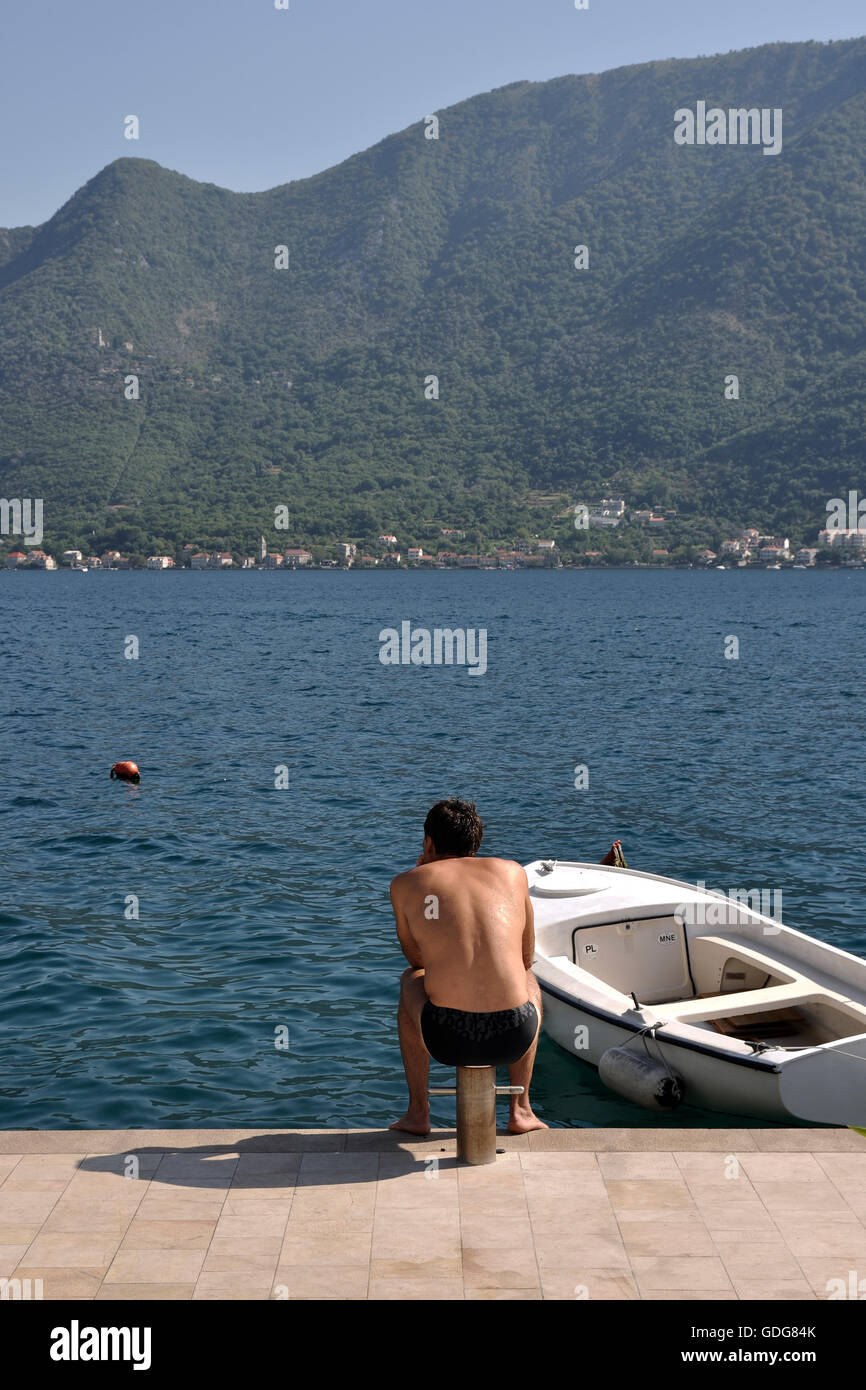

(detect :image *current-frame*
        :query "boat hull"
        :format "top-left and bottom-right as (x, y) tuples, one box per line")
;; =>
(539, 976), (791, 1122)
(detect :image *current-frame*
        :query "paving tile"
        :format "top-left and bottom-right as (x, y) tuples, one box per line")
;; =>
(466, 1287), (542, 1300)
(769, 1217), (866, 1258)
(21, 1232), (123, 1268)
(462, 1245), (539, 1288)
(288, 1187), (375, 1221)
(1, 1176), (71, 1195)
(619, 1216), (716, 1257)
(372, 1233), (460, 1261)
(369, 1255), (461, 1280)
(630, 1255), (734, 1292)
(597, 1152), (681, 1181)
(641, 1289), (738, 1301)
(193, 1275), (272, 1300)
(62, 1172), (152, 1199)
(797, 1260), (866, 1297)
(140, 1181), (230, 1205)
(83, 1154), (162, 1178)
(41, 1200), (140, 1236)
(534, 1236), (630, 1270)
(201, 1237), (282, 1276)
(0, 1224), (41, 1246)
(674, 1152), (748, 1180)
(521, 1170), (607, 1196)
(233, 1154), (302, 1177)
(737, 1152), (827, 1183)
(460, 1216), (535, 1248)
(517, 1152), (600, 1171)
(697, 1201), (781, 1234)
(368, 1276), (464, 1300)
(374, 1182), (460, 1211)
(750, 1181), (852, 1215)
(11, 1155), (84, 1176)
(0, 1244), (30, 1276)
(272, 1264), (370, 1300)
(730, 1278), (815, 1300)
(539, 1267), (640, 1300)
(133, 1196), (226, 1223)
(0, 1192), (63, 1225)
(814, 1153), (866, 1185)
(711, 1239), (805, 1281)
(216, 1199), (293, 1239)
(298, 1152), (378, 1178)
(280, 1225), (372, 1265)
(13, 1265), (106, 1299)
(682, 1176), (759, 1202)
(96, 1283), (195, 1300)
(605, 1179), (696, 1214)
(120, 1220), (216, 1251)
(0, 1157), (23, 1182)
(104, 1250), (208, 1284)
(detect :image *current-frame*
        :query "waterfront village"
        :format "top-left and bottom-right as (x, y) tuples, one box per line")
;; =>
(4, 497), (864, 570)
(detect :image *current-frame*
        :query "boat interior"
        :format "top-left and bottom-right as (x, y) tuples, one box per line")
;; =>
(543, 913), (866, 1048)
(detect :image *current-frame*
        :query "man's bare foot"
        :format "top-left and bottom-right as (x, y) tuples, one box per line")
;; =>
(389, 1111), (431, 1135)
(599, 839), (624, 867)
(507, 1106), (549, 1134)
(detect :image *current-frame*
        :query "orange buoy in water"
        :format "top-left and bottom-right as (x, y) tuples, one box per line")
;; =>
(110, 761), (140, 782)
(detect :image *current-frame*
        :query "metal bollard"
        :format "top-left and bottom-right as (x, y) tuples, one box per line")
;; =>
(429, 1066), (524, 1165)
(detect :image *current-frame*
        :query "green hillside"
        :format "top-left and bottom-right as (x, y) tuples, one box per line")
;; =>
(1, 36), (866, 557)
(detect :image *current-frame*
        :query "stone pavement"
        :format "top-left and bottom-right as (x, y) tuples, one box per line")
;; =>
(0, 1127), (864, 1300)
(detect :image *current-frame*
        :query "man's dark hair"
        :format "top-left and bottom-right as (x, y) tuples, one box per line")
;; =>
(424, 799), (484, 857)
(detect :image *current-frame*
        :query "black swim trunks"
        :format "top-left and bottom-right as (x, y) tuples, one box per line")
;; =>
(421, 1000), (538, 1067)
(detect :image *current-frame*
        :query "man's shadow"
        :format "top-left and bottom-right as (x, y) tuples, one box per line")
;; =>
(76, 1134), (463, 1189)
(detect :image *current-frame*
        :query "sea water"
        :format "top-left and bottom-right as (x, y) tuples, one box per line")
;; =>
(1, 568), (864, 1128)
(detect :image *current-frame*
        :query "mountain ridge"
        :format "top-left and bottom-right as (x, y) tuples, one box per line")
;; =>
(1, 35), (866, 557)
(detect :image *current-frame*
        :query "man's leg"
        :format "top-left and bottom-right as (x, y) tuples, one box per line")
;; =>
(507, 970), (549, 1134)
(390, 966), (432, 1135)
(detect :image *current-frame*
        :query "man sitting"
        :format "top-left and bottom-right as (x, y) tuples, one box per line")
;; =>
(389, 798), (547, 1136)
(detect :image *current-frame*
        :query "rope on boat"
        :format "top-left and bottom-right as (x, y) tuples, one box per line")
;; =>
(620, 1018), (682, 1086)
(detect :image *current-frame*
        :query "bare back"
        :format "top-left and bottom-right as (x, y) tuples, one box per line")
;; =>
(391, 856), (534, 1012)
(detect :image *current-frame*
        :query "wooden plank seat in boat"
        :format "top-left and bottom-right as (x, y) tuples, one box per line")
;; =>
(653, 936), (866, 1028)
(547, 934), (866, 1032)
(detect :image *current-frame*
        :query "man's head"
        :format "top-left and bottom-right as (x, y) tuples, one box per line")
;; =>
(422, 798), (484, 859)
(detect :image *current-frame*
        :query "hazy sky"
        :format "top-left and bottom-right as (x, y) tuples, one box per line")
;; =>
(2, 0), (863, 226)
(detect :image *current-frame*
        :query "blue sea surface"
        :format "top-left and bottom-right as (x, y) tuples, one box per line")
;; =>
(1, 568), (864, 1129)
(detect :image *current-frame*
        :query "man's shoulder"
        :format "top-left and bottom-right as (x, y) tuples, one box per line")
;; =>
(390, 866), (421, 894)
(480, 856), (527, 881)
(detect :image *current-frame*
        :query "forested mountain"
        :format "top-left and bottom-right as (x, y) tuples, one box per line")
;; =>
(2, 36), (866, 556)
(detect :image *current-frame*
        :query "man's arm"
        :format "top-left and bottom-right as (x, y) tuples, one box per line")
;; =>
(390, 875), (424, 969)
(521, 870), (536, 970)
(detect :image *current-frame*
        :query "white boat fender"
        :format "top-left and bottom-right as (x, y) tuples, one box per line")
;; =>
(598, 1043), (685, 1111)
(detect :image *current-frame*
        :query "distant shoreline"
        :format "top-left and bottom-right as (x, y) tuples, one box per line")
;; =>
(4, 563), (857, 575)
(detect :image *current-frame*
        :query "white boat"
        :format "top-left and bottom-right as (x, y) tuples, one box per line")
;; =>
(527, 859), (866, 1124)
